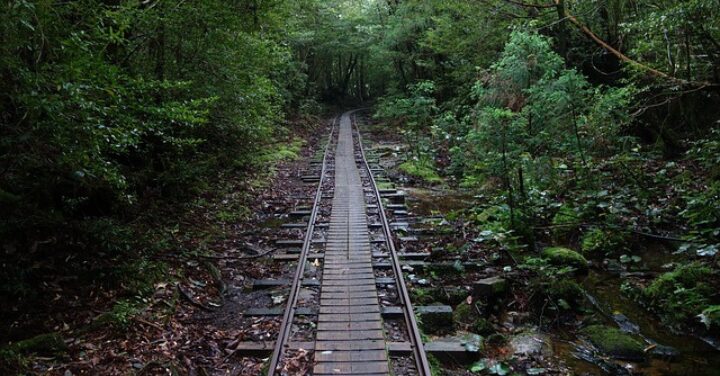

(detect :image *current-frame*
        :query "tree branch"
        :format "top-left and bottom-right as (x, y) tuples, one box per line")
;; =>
(557, 1), (718, 88)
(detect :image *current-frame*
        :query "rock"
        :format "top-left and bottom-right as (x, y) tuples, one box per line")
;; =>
(548, 279), (584, 308)
(472, 276), (508, 298)
(605, 259), (623, 274)
(510, 332), (553, 356)
(581, 325), (645, 361)
(418, 305), (454, 334)
(611, 313), (639, 334)
(542, 247), (588, 272)
(649, 344), (680, 361)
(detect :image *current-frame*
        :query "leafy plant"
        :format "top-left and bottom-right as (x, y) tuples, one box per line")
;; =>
(580, 227), (628, 256)
(642, 262), (715, 324)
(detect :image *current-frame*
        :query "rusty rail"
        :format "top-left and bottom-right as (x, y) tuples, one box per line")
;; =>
(267, 116), (338, 375)
(352, 112), (432, 376)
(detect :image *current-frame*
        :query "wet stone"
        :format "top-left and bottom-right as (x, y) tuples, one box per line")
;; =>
(510, 332), (553, 356)
(472, 276), (508, 298)
(417, 305), (454, 334)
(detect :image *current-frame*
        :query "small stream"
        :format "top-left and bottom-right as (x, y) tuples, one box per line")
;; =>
(559, 262), (720, 376)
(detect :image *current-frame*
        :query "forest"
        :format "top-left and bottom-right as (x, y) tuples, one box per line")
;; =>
(1, 0), (719, 375)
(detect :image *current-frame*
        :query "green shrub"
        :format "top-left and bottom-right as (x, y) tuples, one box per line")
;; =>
(107, 300), (141, 329)
(399, 159), (442, 183)
(580, 227), (627, 256)
(551, 205), (580, 239)
(642, 262), (714, 324)
(680, 182), (720, 243)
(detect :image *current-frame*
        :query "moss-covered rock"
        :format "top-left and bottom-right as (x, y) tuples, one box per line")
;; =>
(549, 279), (584, 310)
(4, 333), (67, 356)
(472, 276), (508, 298)
(542, 247), (588, 272)
(581, 325), (644, 360)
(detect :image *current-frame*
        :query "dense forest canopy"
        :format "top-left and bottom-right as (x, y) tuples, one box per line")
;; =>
(1, 0), (720, 373)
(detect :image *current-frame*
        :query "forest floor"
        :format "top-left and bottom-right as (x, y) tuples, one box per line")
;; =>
(0, 116), (328, 375)
(2, 113), (719, 376)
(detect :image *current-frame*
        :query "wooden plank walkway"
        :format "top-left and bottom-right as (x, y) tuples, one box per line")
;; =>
(313, 113), (390, 375)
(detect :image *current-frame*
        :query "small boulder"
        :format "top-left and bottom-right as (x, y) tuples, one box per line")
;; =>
(472, 276), (508, 298)
(418, 305), (454, 334)
(581, 325), (645, 361)
(542, 247), (588, 272)
(649, 344), (680, 361)
(510, 332), (553, 356)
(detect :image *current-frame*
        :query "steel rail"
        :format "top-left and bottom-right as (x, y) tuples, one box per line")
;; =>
(267, 116), (338, 375)
(352, 112), (432, 376)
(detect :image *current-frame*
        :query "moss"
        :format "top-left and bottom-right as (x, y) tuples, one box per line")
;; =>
(549, 279), (584, 308)
(642, 262), (714, 324)
(3, 333), (67, 356)
(259, 137), (305, 163)
(453, 302), (495, 336)
(474, 318), (495, 336)
(398, 159), (442, 183)
(581, 325), (644, 360)
(376, 181), (395, 190)
(453, 302), (478, 326)
(542, 247), (588, 272)
(580, 227), (627, 256)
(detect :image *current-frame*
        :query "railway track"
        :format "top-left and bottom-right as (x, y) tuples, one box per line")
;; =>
(264, 110), (431, 375)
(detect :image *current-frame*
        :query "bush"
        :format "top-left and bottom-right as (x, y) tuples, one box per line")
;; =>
(551, 205), (580, 240)
(642, 262), (715, 324)
(398, 159), (442, 184)
(580, 227), (628, 256)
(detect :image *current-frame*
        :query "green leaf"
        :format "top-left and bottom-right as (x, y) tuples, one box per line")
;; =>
(470, 360), (487, 373)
